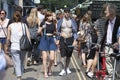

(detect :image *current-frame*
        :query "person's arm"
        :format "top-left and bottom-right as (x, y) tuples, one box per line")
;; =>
(25, 24), (31, 43)
(6, 25), (11, 53)
(37, 21), (45, 35)
(72, 19), (78, 46)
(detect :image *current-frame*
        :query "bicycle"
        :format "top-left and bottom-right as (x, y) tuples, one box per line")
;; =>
(109, 53), (120, 80)
(89, 43), (106, 80)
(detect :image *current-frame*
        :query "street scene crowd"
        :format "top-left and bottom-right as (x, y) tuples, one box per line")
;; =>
(0, 2), (120, 80)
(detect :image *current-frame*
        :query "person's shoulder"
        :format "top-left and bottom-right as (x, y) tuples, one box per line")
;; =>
(8, 22), (14, 28)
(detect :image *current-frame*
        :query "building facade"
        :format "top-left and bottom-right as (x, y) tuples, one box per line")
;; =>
(0, 0), (19, 18)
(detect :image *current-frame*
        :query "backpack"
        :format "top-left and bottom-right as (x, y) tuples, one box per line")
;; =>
(29, 25), (38, 39)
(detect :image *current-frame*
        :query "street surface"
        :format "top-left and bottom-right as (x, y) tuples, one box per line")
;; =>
(5, 49), (90, 80)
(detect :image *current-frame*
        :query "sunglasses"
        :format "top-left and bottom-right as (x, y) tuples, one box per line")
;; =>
(0, 13), (5, 15)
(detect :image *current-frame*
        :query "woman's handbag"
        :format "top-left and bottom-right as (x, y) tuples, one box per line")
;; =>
(20, 23), (32, 51)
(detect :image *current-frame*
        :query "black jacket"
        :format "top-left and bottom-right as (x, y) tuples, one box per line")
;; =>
(101, 15), (120, 53)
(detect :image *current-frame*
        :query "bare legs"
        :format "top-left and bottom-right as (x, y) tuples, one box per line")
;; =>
(42, 51), (55, 77)
(81, 52), (87, 67)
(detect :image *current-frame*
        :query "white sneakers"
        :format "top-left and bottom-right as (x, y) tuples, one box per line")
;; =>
(59, 68), (72, 76)
(67, 68), (72, 74)
(87, 72), (94, 78)
(59, 69), (66, 76)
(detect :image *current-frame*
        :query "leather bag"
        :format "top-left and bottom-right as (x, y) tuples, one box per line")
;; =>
(20, 23), (32, 51)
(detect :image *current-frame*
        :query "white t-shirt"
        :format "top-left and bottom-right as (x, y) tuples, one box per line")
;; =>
(9, 22), (25, 50)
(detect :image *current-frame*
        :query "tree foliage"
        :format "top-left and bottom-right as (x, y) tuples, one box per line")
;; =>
(40, 0), (77, 11)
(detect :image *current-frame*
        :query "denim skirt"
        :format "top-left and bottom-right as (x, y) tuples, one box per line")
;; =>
(38, 36), (57, 51)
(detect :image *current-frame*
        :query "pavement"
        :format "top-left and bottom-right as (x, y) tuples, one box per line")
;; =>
(4, 49), (90, 80)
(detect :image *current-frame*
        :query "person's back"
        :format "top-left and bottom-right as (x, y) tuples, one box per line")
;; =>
(94, 18), (106, 44)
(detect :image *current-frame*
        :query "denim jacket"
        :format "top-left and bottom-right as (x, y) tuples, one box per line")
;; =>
(57, 18), (78, 40)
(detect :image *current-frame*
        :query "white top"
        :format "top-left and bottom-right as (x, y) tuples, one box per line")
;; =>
(106, 17), (116, 44)
(37, 11), (45, 22)
(10, 22), (24, 50)
(0, 18), (9, 38)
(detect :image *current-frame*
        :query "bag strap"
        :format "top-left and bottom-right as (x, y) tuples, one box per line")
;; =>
(21, 23), (27, 36)
(43, 23), (46, 36)
(0, 24), (7, 37)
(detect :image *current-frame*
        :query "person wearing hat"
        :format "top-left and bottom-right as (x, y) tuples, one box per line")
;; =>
(56, 8), (78, 76)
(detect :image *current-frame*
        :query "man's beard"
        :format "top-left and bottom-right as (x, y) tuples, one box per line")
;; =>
(65, 16), (70, 20)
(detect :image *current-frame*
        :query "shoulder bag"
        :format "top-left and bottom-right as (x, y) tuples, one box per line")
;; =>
(20, 23), (32, 51)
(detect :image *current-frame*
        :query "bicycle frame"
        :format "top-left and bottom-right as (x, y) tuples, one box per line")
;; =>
(95, 52), (106, 80)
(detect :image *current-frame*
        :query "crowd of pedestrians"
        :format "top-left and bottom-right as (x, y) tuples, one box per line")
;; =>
(0, 2), (120, 80)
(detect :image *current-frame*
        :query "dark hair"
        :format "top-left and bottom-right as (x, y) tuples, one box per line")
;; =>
(12, 11), (22, 22)
(14, 5), (22, 13)
(64, 8), (70, 13)
(0, 10), (7, 15)
(37, 5), (44, 11)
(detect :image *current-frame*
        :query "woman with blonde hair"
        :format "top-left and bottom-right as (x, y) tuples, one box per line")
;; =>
(26, 8), (41, 65)
(79, 12), (92, 67)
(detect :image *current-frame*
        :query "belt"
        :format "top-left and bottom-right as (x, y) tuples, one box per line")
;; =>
(46, 33), (53, 37)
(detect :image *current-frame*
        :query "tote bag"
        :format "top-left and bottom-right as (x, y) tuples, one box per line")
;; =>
(20, 23), (32, 51)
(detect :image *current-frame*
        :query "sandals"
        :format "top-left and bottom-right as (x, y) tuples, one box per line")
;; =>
(48, 67), (52, 76)
(27, 60), (31, 66)
(44, 74), (48, 78)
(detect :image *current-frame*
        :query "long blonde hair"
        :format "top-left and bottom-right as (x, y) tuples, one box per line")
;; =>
(27, 8), (38, 27)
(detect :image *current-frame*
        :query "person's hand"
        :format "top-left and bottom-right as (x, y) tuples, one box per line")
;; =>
(113, 42), (119, 50)
(72, 40), (77, 47)
(56, 40), (59, 46)
(42, 24), (46, 29)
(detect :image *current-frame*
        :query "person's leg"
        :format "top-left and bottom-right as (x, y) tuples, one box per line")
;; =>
(86, 59), (93, 72)
(11, 50), (22, 80)
(48, 50), (55, 75)
(20, 51), (27, 72)
(105, 46), (114, 76)
(3, 43), (7, 54)
(91, 52), (98, 73)
(26, 51), (32, 66)
(65, 57), (71, 68)
(81, 52), (87, 67)
(58, 48), (66, 76)
(42, 51), (48, 77)
(54, 50), (57, 66)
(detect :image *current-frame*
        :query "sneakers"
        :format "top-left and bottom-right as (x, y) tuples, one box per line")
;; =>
(59, 69), (66, 76)
(87, 72), (94, 78)
(59, 68), (72, 76)
(67, 68), (71, 74)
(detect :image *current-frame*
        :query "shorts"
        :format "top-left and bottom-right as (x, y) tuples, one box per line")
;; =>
(59, 36), (74, 57)
(0, 38), (6, 44)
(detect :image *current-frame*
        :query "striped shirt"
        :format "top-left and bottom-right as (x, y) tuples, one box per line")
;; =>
(94, 18), (106, 44)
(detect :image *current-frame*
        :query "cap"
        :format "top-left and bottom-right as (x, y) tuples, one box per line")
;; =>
(64, 8), (70, 13)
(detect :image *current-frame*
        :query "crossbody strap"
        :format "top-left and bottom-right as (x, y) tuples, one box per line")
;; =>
(43, 23), (46, 36)
(0, 24), (7, 37)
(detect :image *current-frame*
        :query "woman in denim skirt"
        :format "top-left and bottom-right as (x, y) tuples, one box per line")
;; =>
(38, 11), (57, 78)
